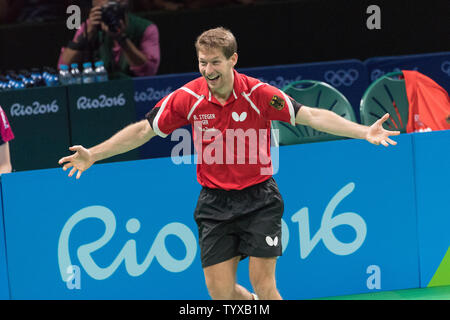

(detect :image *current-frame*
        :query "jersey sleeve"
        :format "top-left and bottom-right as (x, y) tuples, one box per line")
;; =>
(256, 84), (299, 126)
(146, 90), (189, 138)
(0, 106), (14, 145)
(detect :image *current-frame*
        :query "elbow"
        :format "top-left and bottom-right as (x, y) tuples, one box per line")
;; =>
(295, 106), (317, 127)
(139, 120), (156, 142)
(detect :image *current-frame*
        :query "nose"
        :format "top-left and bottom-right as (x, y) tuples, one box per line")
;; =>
(205, 63), (214, 75)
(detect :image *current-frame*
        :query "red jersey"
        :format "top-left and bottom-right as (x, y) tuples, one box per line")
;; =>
(0, 106), (14, 145)
(150, 70), (297, 190)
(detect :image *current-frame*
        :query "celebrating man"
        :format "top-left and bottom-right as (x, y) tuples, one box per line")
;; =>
(59, 27), (399, 300)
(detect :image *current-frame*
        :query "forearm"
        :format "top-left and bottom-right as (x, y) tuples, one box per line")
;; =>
(89, 120), (155, 162)
(60, 21), (93, 66)
(119, 39), (149, 68)
(59, 47), (82, 66)
(301, 108), (369, 140)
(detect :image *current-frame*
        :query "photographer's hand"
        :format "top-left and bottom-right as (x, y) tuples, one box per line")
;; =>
(87, 6), (102, 40)
(101, 20), (149, 69)
(100, 19), (126, 39)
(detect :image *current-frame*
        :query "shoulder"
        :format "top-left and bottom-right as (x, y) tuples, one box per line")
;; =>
(128, 13), (153, 28)
(158, 76), (204, 107)
(180, 76), (207, 97)
(238, 72), (268, 94)
(239, 72), (259, 86)
(128, 13), (153, 39)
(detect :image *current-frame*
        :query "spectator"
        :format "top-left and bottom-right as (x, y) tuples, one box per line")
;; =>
(0, 106), (14, 174)
(59, 0), (160, 78)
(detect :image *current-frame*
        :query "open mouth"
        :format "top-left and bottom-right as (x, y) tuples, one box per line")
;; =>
(206, 74), (220, 81)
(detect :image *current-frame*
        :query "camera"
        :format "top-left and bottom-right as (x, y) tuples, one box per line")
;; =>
(101, 1), (127, 33)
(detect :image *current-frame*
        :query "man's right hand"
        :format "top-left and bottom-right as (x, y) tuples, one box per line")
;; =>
(58, 145), (95, 179)
(86, 6), (102, 39)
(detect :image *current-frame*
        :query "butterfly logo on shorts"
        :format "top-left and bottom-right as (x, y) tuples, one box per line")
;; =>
(232, 111), (247, 122)
(265, 236), (279, 247)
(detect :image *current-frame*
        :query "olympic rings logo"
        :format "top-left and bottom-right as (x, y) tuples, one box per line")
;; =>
(441, 61), (450, 76)
(324, 69), (359, 87)
(370, 69), (385, 81)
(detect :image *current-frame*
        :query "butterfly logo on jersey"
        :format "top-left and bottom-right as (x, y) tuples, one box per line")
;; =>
(232, 111), (247, 122)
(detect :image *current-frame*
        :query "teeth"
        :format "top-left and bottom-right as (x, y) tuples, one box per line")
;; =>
(207, 75), (219, 80)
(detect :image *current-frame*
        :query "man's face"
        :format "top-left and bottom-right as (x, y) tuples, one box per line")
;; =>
(198, 47), (237, 93)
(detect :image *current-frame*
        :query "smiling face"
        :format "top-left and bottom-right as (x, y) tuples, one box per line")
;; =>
(195, 27), (238, 99)
(198, 47), (238, 97)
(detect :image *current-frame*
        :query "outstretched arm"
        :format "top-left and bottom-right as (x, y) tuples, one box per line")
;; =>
(295, 106), (400, 146)
(58, 119), (156, 179)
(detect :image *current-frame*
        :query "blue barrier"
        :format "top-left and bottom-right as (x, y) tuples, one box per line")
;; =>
(2, 160), (204, 299)
(256, 134), (419, 299)
(0, 182), (10, 300)
(413, 130), (450, 287)
(1, 132), (427, 299)
(364, 52), (450, 93)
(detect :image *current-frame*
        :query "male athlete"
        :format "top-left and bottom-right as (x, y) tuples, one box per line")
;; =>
(59, 27), (400, 300)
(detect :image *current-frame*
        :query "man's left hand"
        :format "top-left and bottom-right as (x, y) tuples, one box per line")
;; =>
(366, 113), (401, 147)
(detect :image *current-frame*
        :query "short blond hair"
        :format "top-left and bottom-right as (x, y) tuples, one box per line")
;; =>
(195, 27), (237, 59)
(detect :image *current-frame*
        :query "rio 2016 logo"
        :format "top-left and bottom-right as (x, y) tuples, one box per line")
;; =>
(58, 206), (197, 283)
(76, 94), (126, 110)
(58, 182), (366, 284)
(285, 182), (367, 258)
(10, 100), (59, 117)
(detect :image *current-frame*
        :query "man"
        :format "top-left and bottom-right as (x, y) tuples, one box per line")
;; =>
(59, 0), (160, 78)
(58, 27), (400, 300)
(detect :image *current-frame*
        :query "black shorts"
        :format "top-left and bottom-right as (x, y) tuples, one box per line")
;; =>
(194, 177), (284, 268)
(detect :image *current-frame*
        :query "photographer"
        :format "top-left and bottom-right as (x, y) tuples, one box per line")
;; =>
(58, 0), (160, 78)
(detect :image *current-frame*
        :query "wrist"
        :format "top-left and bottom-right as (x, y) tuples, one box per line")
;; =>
(88, 148), (101, 163)
(362, 126), (371, 140)
(67, 34), (88, 50)
(116, 33), (129, 47)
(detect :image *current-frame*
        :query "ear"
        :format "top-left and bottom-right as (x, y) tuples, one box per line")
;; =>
(230, 53), (238, 67)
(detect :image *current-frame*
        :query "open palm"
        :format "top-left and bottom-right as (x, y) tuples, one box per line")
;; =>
(58, 145), (94, 179)
(366, 113), (401, 147)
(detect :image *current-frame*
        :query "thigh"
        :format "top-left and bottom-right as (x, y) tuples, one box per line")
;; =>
(194, 188), (241, 268)
(237, 180), (284, 258)
(249, 256), (278, 280)
(203, 256), (241, 285)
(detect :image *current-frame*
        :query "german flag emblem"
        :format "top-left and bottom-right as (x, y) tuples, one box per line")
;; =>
(269, 95), (285, 110)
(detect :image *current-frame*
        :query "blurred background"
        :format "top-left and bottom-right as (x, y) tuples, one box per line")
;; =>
(0, 0), (448, 75)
